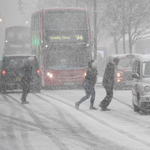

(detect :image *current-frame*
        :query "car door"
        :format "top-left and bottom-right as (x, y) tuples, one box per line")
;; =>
(132, 60), (141, 105)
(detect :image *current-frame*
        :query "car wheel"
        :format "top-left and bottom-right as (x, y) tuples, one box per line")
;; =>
(133, 103), (140, 112)
(36, 84), (41, 93)
(139, 110), (147, 115)
(2, 84), (6, 94)
(36, 88), (41, 93)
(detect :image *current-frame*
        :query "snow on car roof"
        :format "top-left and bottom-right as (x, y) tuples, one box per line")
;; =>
(109, 53), (140, 59)
(135, 54), (150, 62)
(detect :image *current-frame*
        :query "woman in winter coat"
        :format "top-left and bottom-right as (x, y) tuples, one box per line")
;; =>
(75, 60), (98, 110)
(20, 57), (34, 104)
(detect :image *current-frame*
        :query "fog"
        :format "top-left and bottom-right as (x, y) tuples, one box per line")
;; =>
(0, 0), (34, 58)
(1, 0), (150, 59)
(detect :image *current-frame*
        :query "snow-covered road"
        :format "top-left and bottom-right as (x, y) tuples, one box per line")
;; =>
(0, 88), (150, 150)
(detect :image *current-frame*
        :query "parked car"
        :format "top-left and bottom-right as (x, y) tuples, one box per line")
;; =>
(107, 53), (140, 90)
(132, 54), (150, 115)
(0, 54), (41, 93)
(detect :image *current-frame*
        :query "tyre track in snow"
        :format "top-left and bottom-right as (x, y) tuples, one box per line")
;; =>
(113, 96), (150, 125)
(113, 96), (133, 109)
(40, 92), (150, 148)
(6, 94), (125, 150)
(33, 93), (126, 150)
(4, 93), (129, 150)
(2, 95), (20, 150)
(6, 94), (70, 150)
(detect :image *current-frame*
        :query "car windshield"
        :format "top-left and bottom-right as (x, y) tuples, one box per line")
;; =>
(143, 61), (150, 78)
(3, 56), (38, 70)
(117, 58), (136, 68)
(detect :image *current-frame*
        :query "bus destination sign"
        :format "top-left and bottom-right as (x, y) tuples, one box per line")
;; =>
(49, 35), (83, 41)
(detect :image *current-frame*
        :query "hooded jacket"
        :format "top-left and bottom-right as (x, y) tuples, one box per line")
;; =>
(102, 62), (115, 89)
(21, 61), (33, 84)
(84, 60), (98, 85)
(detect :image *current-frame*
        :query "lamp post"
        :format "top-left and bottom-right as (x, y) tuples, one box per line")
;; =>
(94, 0), (97, 60)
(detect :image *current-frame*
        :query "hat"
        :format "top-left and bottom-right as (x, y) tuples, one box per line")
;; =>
(88, 60), (94, 67)
(113, 57), (119, 64)
(92, 60), (98, 69)
(28, 56), (34, 62)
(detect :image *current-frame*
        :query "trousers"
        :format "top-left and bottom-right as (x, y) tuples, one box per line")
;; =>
(21, 81), (30, 101)
(78, 81), (95, 107)
(100, 86), (113, 108)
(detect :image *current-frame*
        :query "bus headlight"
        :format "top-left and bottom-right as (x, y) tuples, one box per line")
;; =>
(47, 72), (53, 78)
(144, 86), (150, 92)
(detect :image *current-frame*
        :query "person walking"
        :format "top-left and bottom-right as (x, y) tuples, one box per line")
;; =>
(99, 57), (119, 111)
(75, 60), (98, 110)
(20, 56), (34, 104)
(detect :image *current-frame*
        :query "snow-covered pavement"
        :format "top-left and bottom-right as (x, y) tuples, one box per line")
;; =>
(0, 88), (150, 150)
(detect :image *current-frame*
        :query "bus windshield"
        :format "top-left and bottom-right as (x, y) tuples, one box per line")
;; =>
(6, 27), (30, 42)
(45, 10), (87, 30)
(5, 27), (31, 55)
(44, 10), (88, 43)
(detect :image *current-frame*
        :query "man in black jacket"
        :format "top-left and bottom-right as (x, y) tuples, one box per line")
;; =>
(99, 57), (119, 111)
(20, 57), (34, 104)
(75, 60), (98, 110)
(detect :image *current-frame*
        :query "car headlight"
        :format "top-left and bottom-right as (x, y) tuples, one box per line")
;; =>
(117, 72), (121, 77)
(117, 79), (121, 83)
(144, 86), (150, 92)
(47, 72), (53, 78)
(116, 71), (123, 77)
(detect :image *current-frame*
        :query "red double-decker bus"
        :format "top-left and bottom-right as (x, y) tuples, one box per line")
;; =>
(4, 26), (31, 55)
(31, 8), (92, 88)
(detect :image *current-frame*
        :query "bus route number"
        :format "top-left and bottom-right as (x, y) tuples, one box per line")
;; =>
(76, 35), (83, 40)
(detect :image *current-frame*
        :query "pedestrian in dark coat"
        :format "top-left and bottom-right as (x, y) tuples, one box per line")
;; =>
(75, 60), (98, 110)
(20, 56), (34, 104)
(99, 57), (119, 111)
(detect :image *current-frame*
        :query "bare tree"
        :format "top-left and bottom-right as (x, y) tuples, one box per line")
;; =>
(100, 0), (150, 53)
(125, 0), (150, 53)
